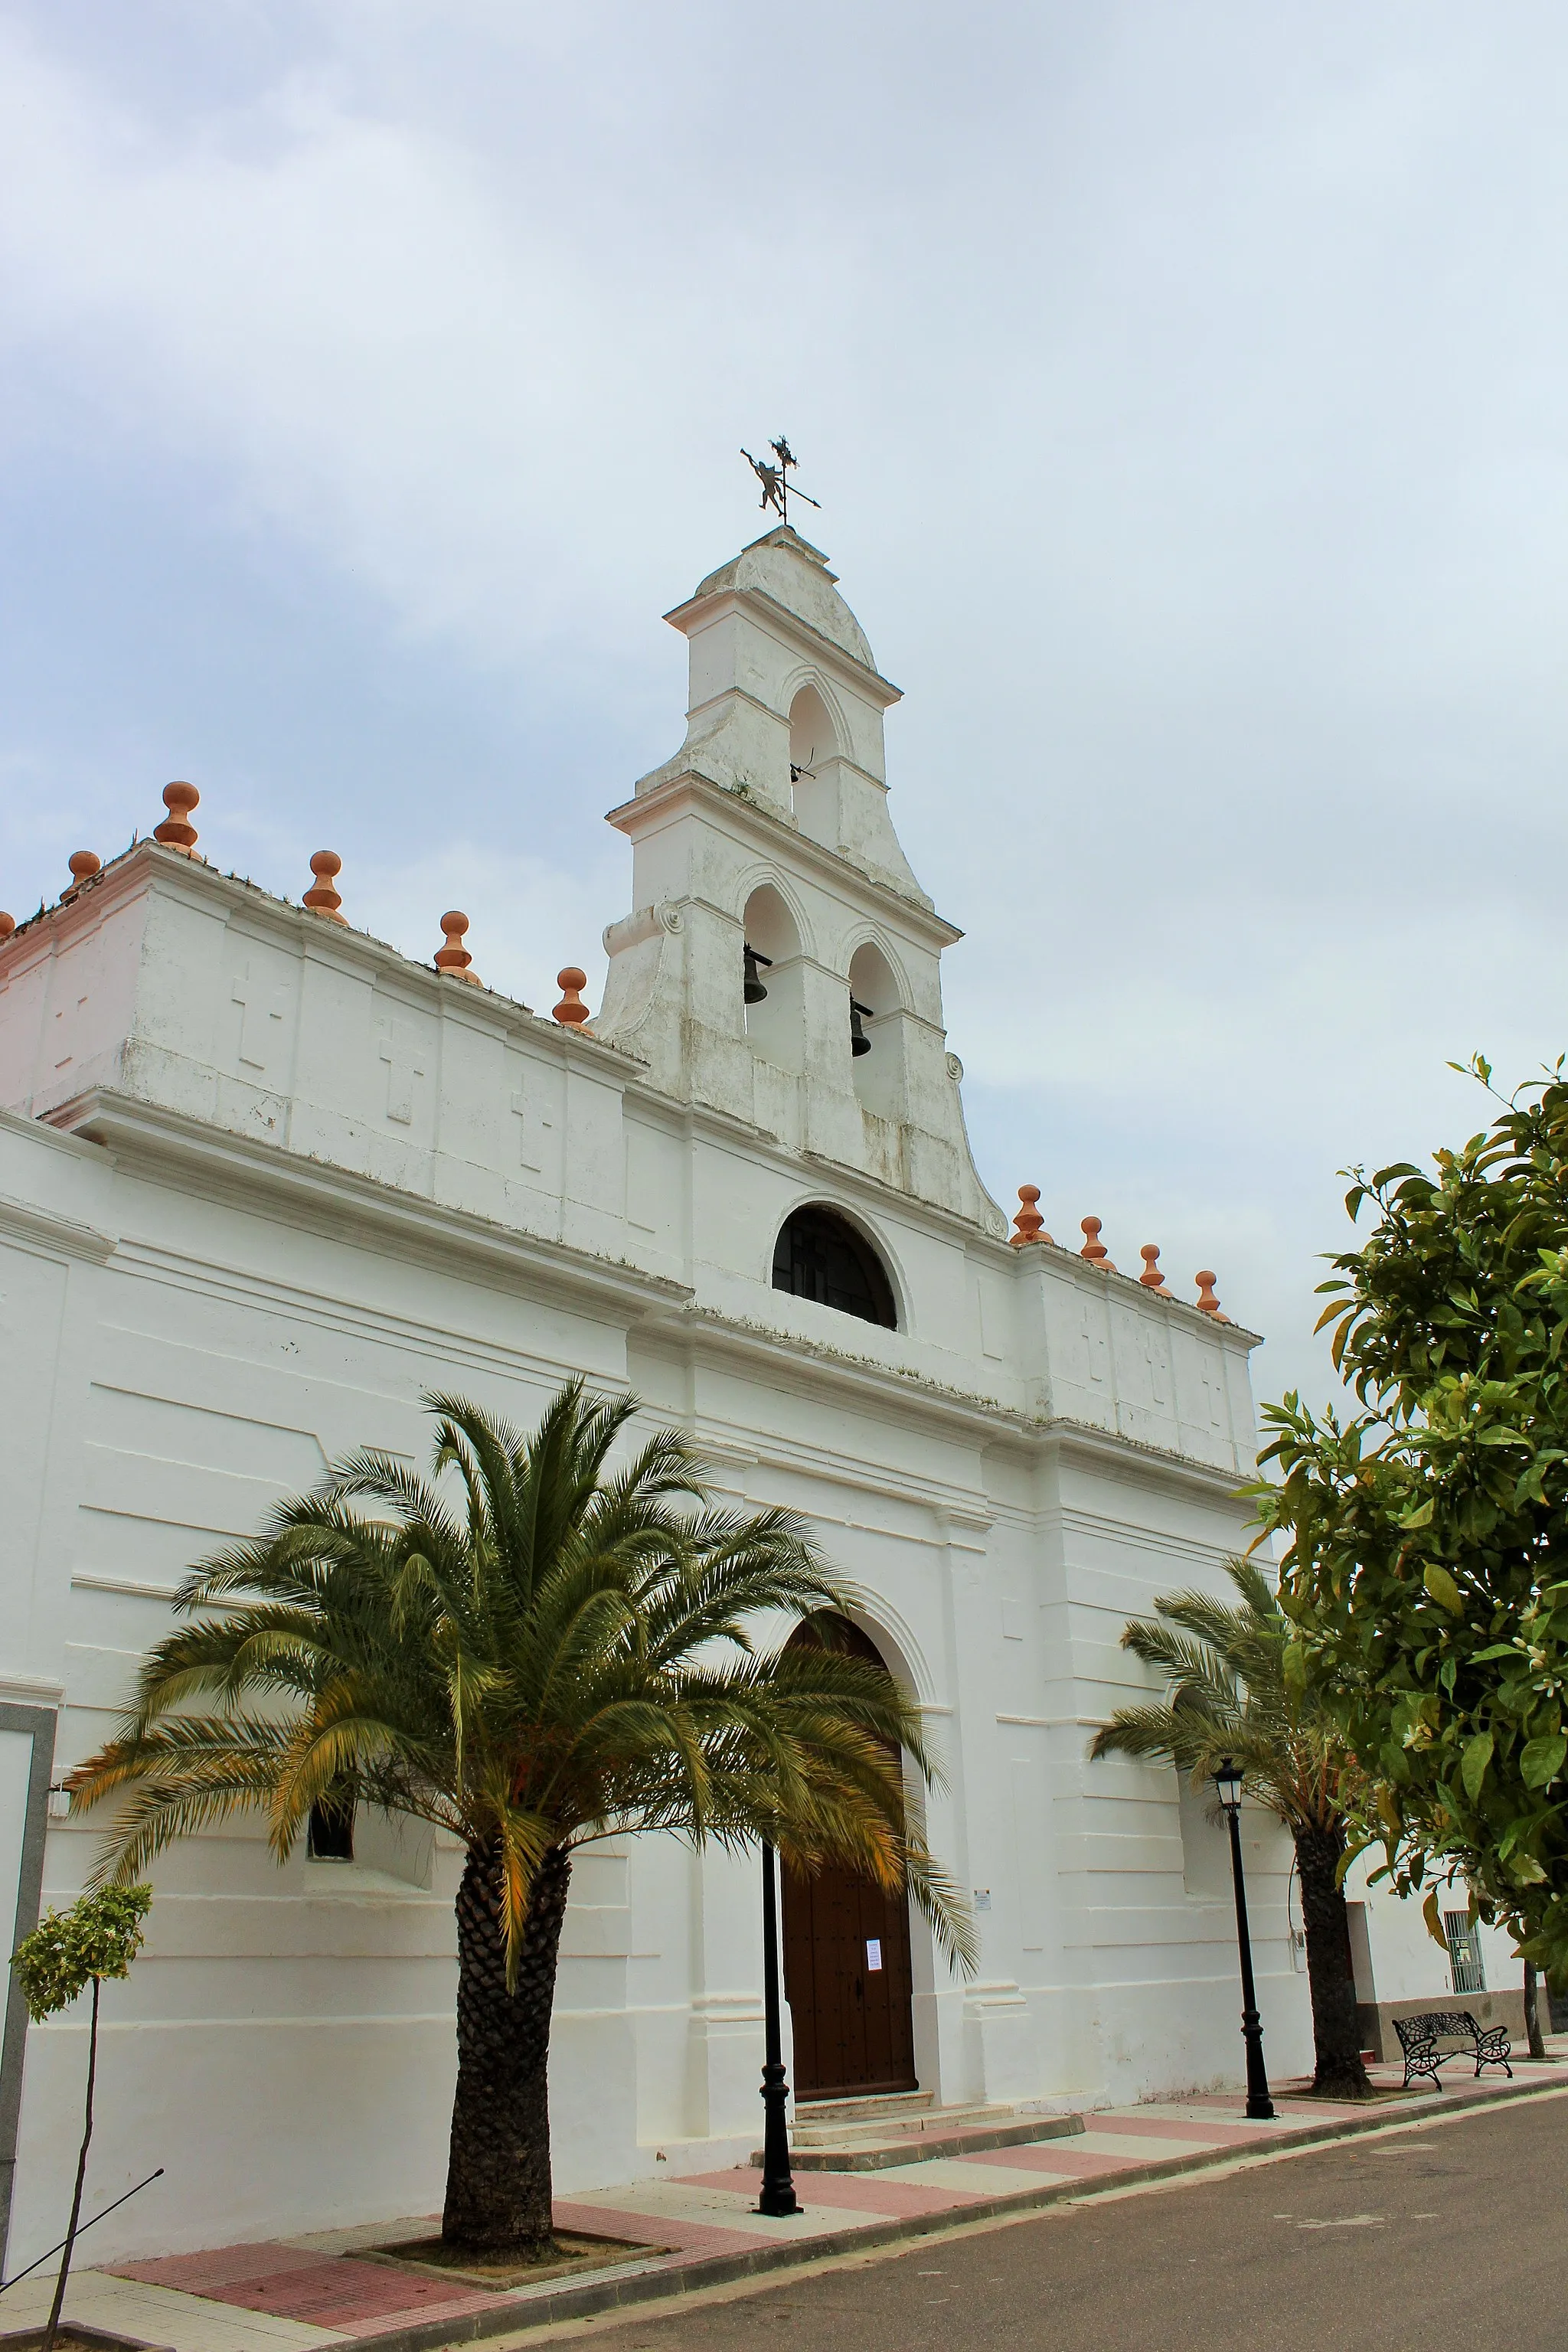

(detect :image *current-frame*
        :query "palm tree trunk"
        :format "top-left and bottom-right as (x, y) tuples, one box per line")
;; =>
(443, 1840), (572, 2254)
(1293, 1821), (1372, 2098)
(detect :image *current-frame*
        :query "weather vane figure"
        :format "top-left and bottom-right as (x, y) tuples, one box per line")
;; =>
(741, 436), (821, 528)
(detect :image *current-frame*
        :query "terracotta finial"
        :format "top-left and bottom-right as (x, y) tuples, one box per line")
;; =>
(1195, 1269), (1223, 1316)
(1010, 1184), (1051, 1246)
(153, 781), (200, 857)
(435, 910), (482, 986)
(1138, 1244), (1166, 1289)
(552, 967), (590, 1027)
(1080, 1215), (1115, 1271)
(0, 912), (15, 942)
(302, 851), (347, 923)
(63, 851), (101, 900)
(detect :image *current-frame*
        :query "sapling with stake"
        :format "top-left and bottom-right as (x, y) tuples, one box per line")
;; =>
(11, 1885), (152, 2351)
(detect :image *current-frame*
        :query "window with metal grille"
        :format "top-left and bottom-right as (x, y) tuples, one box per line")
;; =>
(308, 1785), (355, 1862)
(1444, 1909), (1486, 1994)
(772, 1206), (897, 1328)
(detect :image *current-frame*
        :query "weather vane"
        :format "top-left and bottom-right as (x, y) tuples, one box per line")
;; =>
(741, 436), (821, 528)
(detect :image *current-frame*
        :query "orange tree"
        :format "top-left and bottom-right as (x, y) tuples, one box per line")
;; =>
(1252, 1060), (1568, 1985)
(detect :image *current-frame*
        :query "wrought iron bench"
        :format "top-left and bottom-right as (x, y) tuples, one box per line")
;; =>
(1393, 2009), (1513, 2091)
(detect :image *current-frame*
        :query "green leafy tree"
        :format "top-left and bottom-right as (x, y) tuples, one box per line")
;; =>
(1089, 1560), (1371, 2098)
(12, 1884), (152, 2350)
(68, 1383), (973, 2258)
(1253, 1060), (1568, 1986)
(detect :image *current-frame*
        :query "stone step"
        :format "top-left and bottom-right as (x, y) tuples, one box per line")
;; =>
(791, 2088), (936, 2129)
(756, 2109), (1086, 2174)
(789, 2099), (1013, 2148)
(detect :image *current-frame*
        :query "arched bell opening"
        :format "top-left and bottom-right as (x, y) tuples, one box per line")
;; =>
(780, 1615), (919, 2102)
(847, 942), (905, 1122)
(788, 684), (840, 847)
(741, 884), (805, 1073)
(772, 1204), (898, 1329)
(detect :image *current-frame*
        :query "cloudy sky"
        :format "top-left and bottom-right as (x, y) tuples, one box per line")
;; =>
(3, 2), (1565, 1413)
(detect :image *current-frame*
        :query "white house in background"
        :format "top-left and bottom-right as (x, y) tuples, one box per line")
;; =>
(1340, 1854), (1536, 2060)
(0, 524), (1494, 2271)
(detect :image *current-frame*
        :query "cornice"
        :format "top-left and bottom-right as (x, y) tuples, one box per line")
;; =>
(1043, 1418), (1253, 1502)
(0, 1187), (116, 1263)
(0, 1676), (65, 1712)
(681, 687), (893, 803)
(636, 1298), (1254, 1501)
(10, 1091), (1252, 1506)
(0, 843), (648, 1086)
(619, 1085), (998, 1248)
(1011, 1236), (1263, 1347)
(47, 1089), (693, 1321)
(662, 583), (903, 710)
(605, 774), (961, 949)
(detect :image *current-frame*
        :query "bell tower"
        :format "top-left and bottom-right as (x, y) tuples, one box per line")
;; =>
(597, 526), (1004, 1234)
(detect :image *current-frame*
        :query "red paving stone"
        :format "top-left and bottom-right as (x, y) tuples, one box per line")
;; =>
(203, 2260), (482, 2328)
(110, 2241), (500, 2329)
(552, 2200), (759, 2259)
(108, 2241), (337, 2292)
(956, 2143), (1103, 2175)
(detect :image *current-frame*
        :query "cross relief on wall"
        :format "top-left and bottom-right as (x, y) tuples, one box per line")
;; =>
(1078, 1296), (1108, 1385)
(231, 960), (289, 1076)
(508, 1080), (543, 1172)
(376, 1020), (426, 1126)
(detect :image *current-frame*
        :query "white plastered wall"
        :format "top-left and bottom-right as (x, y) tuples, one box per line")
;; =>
(0, 528), (1299, 2268)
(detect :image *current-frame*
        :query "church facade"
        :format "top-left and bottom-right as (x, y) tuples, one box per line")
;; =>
(0, 526), (1315, 2269)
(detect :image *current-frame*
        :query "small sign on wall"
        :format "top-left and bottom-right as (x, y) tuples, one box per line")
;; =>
(865, 1938), (883, 1971)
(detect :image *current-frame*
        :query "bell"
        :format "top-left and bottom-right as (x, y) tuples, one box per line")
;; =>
(743, 943), (772, 1004)
(849, 995), (873, 1057)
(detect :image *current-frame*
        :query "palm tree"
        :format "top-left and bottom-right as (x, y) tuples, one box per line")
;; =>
(69, 1382), (974, 2257)
(1089, 1558), (1371, 2099)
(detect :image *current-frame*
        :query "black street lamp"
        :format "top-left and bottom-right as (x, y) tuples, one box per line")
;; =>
(756, 1841), (801, 2216)
(1214, 1759), (1276, 2121)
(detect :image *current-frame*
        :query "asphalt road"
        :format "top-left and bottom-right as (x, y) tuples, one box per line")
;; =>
(606, 2092), (1568, 2352)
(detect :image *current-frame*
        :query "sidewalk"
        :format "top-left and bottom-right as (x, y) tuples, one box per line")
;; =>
(7, 2053), (1564, 2352)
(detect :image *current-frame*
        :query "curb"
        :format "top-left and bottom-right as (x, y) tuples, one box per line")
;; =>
(314, 2074), (1568, 2352)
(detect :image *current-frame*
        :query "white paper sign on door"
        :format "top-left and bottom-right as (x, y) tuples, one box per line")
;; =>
(865, 1938), (883, 1971)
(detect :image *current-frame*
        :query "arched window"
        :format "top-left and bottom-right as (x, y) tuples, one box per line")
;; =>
(742, 883), (805, 1072)
(847, 941), (903, 1122)
(773, 1205), (897, 1328)
(788, 684), (838, 845)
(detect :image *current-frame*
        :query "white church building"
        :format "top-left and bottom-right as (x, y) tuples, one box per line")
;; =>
(0, 521), (1482, 2272)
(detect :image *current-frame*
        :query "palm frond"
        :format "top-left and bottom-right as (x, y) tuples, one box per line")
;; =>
(1089, 1555), (1357, 1834)
(70, 1381), (974, 1971)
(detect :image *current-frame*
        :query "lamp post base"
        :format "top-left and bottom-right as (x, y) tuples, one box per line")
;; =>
(756, 2060), (800, 2216)
(1242, 2007), (1276, 2121)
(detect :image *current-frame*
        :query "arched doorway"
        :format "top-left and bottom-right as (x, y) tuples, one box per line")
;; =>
(781, 1615), (918, 2101)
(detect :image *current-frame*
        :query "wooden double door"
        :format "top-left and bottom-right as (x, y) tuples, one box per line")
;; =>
(779, 1615), (918, 2102)
(782, 1855), (917, 2099)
